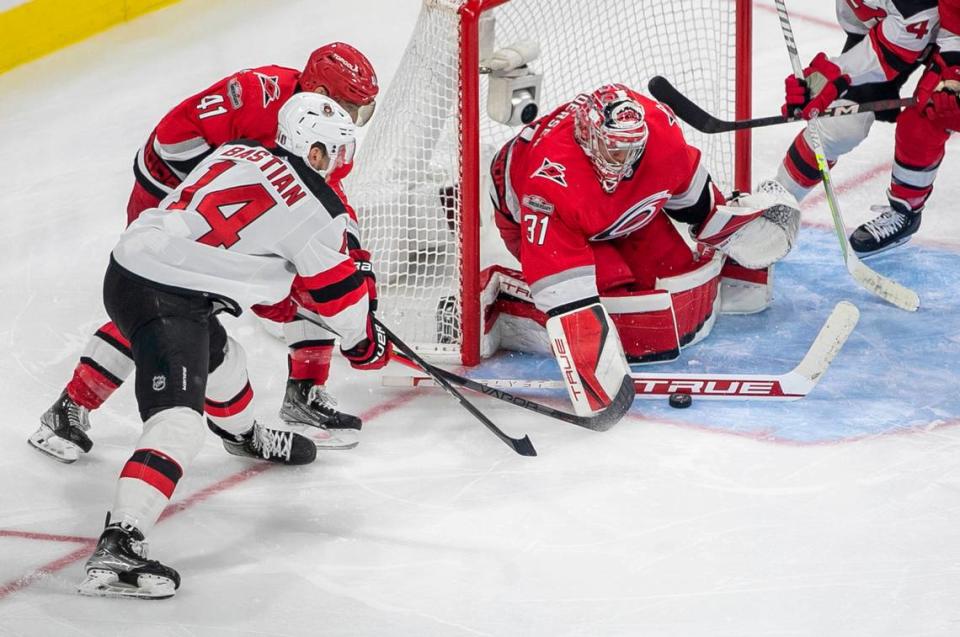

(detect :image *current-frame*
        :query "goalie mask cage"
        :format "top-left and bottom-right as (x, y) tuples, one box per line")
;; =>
(346, 0), (752, 365)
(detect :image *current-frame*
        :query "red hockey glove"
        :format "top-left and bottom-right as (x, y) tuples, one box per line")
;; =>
(916, 54), (960, 123)
(782, 53), (851, 119)
(341, 316), (392, 371)
(251, 294), (297, 323)
(350, 248), (378, 313)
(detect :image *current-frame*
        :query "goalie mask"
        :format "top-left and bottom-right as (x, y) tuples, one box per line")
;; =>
(573, 84), (648, 193)
(276, 93), (357, 178)
(300, 42), (379, 126)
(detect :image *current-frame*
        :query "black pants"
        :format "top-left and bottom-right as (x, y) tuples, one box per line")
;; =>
(103, 258), (227, 421)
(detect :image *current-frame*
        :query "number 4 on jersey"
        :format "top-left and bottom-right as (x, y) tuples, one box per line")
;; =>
(168, 160), (276, 248)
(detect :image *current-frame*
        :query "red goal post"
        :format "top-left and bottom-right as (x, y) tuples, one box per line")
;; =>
(346, 0), (752, 365)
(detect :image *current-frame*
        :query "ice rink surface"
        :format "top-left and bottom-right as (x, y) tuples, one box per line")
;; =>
(2, 0), (960, 635)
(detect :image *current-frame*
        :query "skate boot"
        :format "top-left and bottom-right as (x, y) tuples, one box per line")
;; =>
(849, 200), (922, 257)
(77, 520), (180, 599)
(279, 379), (362, 450)
(210, 419), (317, 465)
(28, 390), (93, 463)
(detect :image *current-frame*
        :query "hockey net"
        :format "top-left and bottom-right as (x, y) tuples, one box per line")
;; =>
(345, 0), (752, 364)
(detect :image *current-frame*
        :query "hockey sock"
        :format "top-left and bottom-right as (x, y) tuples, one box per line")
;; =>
(66, 322), (134, 410)
(204, 337), (256, 437)
(110, 407), (204, 535)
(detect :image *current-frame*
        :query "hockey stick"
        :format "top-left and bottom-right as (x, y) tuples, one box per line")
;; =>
(806, 120), (920, 311)
(385, 301), (860, 401)
(294, 310), (536, 456)
(773, 0), (920, 312)
(387, 351), (636, 432)
(647, 75), (914, 134)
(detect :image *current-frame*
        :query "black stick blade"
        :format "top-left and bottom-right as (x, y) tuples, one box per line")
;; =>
(648, 76), (723, 133)
(512, 435), (538, 457)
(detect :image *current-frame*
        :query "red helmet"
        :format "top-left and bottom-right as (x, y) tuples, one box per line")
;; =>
(300, 42), (379, 107)
(573, 83), (648, 193)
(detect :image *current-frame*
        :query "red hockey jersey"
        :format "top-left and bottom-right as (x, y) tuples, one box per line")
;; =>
(491, 95), (718, 313)
(133, 64), (358, 232)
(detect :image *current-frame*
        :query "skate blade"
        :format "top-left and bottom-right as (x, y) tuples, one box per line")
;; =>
(297, 426), (359, 450)
(27, 428), (80, 464)
(77, 570), (176, 600)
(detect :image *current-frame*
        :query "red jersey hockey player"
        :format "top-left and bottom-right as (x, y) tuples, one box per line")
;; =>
(852, 0), (959, 254)
(488, 84), (800, 417)
(773, 0), (941, 255)
(77, 93), (390, 599)
(30, 42), (379, 463)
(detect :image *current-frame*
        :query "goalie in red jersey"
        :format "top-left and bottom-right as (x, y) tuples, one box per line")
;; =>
(486, 84), (801, 416)
(30, 43), (379, 463)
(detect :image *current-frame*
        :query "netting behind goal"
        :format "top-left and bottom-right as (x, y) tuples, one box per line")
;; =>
(345, 0), (751, 364)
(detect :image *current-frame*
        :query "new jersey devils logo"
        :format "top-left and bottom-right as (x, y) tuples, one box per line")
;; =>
(531, 158), (568, 187)
(590, 190), (672, 241)
(255, 72), (281, 108)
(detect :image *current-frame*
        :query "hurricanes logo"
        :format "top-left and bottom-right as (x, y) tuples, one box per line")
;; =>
(531, 158), (568, 187)
(590, 190), (672, 241)
(255, 72), (281, 107)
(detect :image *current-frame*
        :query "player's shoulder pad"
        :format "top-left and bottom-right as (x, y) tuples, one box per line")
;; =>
(891, 0), (938, 19)
(277, 149), (348, 218)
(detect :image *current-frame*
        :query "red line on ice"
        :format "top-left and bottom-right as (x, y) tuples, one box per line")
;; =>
(0, 390), (419, 601)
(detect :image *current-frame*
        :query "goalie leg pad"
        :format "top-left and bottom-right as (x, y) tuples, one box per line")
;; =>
(546, 303), (631, 417)
(603, 291), (680, 364)
(720, 261), (774, 315)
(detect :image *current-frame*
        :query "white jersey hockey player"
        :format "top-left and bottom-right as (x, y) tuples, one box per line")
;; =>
(78, 93), (390, 600)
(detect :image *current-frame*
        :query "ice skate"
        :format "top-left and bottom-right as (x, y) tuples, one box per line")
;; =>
(28, 390), (93, 463)
(211, 419), (317, 465)
(279, 379), (361, 450)
(850, 203), (922, 258)
(77, 521), (179, 600)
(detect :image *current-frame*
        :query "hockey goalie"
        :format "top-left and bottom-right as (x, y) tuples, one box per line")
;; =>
(484, 83), (801, 417)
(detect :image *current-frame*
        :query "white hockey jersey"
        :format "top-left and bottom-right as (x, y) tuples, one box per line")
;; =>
(833, 0), (940, 84)
(112, 140), (369, 349)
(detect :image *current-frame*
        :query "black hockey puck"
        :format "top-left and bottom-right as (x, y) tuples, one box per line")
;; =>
(668, 393), (692, 409)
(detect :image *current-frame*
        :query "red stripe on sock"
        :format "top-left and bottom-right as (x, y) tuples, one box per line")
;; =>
(120, 461), (177, 499)
(205, 383), (254, 418)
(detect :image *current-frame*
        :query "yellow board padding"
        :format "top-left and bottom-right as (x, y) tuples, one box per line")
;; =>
(0, 0), (181, 74)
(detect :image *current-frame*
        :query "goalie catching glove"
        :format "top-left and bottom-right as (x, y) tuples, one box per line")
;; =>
(692, 180), (800, 270)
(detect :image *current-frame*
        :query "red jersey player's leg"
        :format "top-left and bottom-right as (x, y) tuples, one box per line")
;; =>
(849, 103), (952, 256)
(29, 181), (163, 463)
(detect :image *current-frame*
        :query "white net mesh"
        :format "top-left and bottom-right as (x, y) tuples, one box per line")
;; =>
(345, 0), (744, 362)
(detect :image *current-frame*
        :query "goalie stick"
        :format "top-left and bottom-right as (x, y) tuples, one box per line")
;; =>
(647, 75), (914, 134)
(386, 301), (860, 402)
(294, 311), (536, 456)
(773, 0), (920, 312)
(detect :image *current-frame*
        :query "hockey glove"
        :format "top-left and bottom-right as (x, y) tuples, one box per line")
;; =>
(782, 53), (851, 119)
(350, 248), (378, 313)
(916, 54), (960, 123)
(341, 316), (392, 371)
(251, 294), (297, 323)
